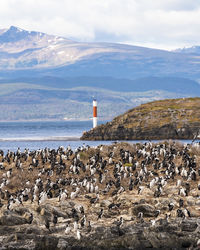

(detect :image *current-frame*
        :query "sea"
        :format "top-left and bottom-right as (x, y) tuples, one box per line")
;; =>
(0, 120), (194, 153)
(0, 120), (111, 152)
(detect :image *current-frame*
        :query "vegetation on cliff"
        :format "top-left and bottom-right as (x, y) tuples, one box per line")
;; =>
(81, 97), (200, 140)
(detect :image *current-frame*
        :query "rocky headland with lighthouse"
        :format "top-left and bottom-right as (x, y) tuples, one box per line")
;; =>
(81, 97), (200, 141)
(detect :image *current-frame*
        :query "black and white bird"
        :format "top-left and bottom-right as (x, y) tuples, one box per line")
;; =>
(179, 199), (184, 207)
(114, 217), (124, 227)
(97, 208), (104, 220)
(27, 213), (33, 224)
(168, 202), (174, 211)
(65, 223), (71, 234)
(45, 218), (50, 231)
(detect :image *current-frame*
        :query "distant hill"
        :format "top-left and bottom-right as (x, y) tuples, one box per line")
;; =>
(81, 97), (200, 140)
(1, 76), (200, 94)
(0, 82), (190, 121)
(0, 26), (200, 121)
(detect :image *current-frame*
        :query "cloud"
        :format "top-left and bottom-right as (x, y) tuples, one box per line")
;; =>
(0, 0), (200, 49)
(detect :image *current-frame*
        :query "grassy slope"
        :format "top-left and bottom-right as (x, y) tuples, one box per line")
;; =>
(112, 97), (200, 130)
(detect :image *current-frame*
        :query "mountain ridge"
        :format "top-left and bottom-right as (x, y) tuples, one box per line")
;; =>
(0, 26), (199, 80)
(0, 76), (199, 93)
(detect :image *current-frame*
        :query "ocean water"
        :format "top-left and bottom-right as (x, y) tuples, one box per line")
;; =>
(0, 120), (112, 152)
(0, 120), (193, 152)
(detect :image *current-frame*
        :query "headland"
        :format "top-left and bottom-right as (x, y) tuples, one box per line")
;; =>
(81, 97), (200, 140)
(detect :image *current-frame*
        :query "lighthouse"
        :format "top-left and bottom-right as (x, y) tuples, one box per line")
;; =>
(93, 99), (97, 128)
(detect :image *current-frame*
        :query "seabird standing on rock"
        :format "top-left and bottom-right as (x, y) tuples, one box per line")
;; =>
(27, 213), (33, 224)
(76, 229), (81, 240)
(177, 209), (185, 219)
(53, 214), (58, 227)
(45, 218), (50, 231)
(90, 194), (99, 204)
(80, 215), (86, 228)
(150, 219), (156, 227)
(97, 208), (104, 220)
(114, 217), (124, 227)
(179, 199), (184, 207)
(137, 212), (144, 223)
(79, 205), (84, 215)
(87, 221), (92, 233)
(168, 203), (174, 211)
(154, 210), (160, 217)
(65, 224), (71, 234)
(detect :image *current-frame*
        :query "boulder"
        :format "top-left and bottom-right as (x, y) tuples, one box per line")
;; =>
(132, 204), (156, 217)
(181, 220), (198, 232)
(0, 215), (28, 226)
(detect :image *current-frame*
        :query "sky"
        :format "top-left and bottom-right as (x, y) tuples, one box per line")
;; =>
(1, 0), (200, 50)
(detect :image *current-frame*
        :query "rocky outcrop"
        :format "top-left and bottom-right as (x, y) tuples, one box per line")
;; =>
(0, 205), (199, 249)
(81, 97), (200, 140)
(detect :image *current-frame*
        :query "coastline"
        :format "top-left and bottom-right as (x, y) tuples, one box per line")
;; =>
(0, 136), (81, 142)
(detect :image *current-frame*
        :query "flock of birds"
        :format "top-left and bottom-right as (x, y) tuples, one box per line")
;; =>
(0, 141), (199, 241)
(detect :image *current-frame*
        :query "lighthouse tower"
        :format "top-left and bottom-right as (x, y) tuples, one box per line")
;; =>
(93, 99), (97, 128)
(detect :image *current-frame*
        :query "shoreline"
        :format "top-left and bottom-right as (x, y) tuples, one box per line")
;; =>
(0, 118), (110, 123)
(0, 136), (81, 142)
(0, 138), (197, 143)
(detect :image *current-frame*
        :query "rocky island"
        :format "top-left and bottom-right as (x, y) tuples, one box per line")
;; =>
(81, 97), (200, 140)
(0, 141), (199, 249)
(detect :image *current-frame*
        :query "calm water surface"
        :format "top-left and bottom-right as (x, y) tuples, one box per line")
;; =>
(0, 120), (110, 151)
(0, 120), (193, 152)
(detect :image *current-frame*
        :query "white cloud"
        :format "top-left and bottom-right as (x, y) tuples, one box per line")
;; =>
(0, 0), (200, 50)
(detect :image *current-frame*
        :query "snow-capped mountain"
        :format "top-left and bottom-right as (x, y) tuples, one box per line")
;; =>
(0, 26), (199, 81)
(174, 46), (200, 54)
(0, 26), (200, 120)
(0, 26), (74, 69)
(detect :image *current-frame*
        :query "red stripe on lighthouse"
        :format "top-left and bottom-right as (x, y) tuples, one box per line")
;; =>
(93, 99), (97, 128)
(93, 106), (97, 117)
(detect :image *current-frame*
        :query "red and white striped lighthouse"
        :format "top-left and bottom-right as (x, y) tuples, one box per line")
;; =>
(93, 99), (97, 128)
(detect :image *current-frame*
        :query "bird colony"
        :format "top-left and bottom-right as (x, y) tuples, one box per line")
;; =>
(0, 141), (200, 248)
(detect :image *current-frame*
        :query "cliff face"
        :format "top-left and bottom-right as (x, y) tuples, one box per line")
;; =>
(81, 97), (200, 140)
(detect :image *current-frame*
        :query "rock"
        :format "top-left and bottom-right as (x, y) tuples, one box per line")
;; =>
(35, 235), (59, 250)
(37, 205), (54, 219)
(13, 207), (30, 216)
(181, 220), (198, 232)
(195, 200), (200, 206)
(0, 215), (28, 226)
(25, 226), (44, 235)
(100, 199), (112, 207)
(57, 238), (68, 250)
(132, 204), (156, 217)
(186, 197), (196, 206)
